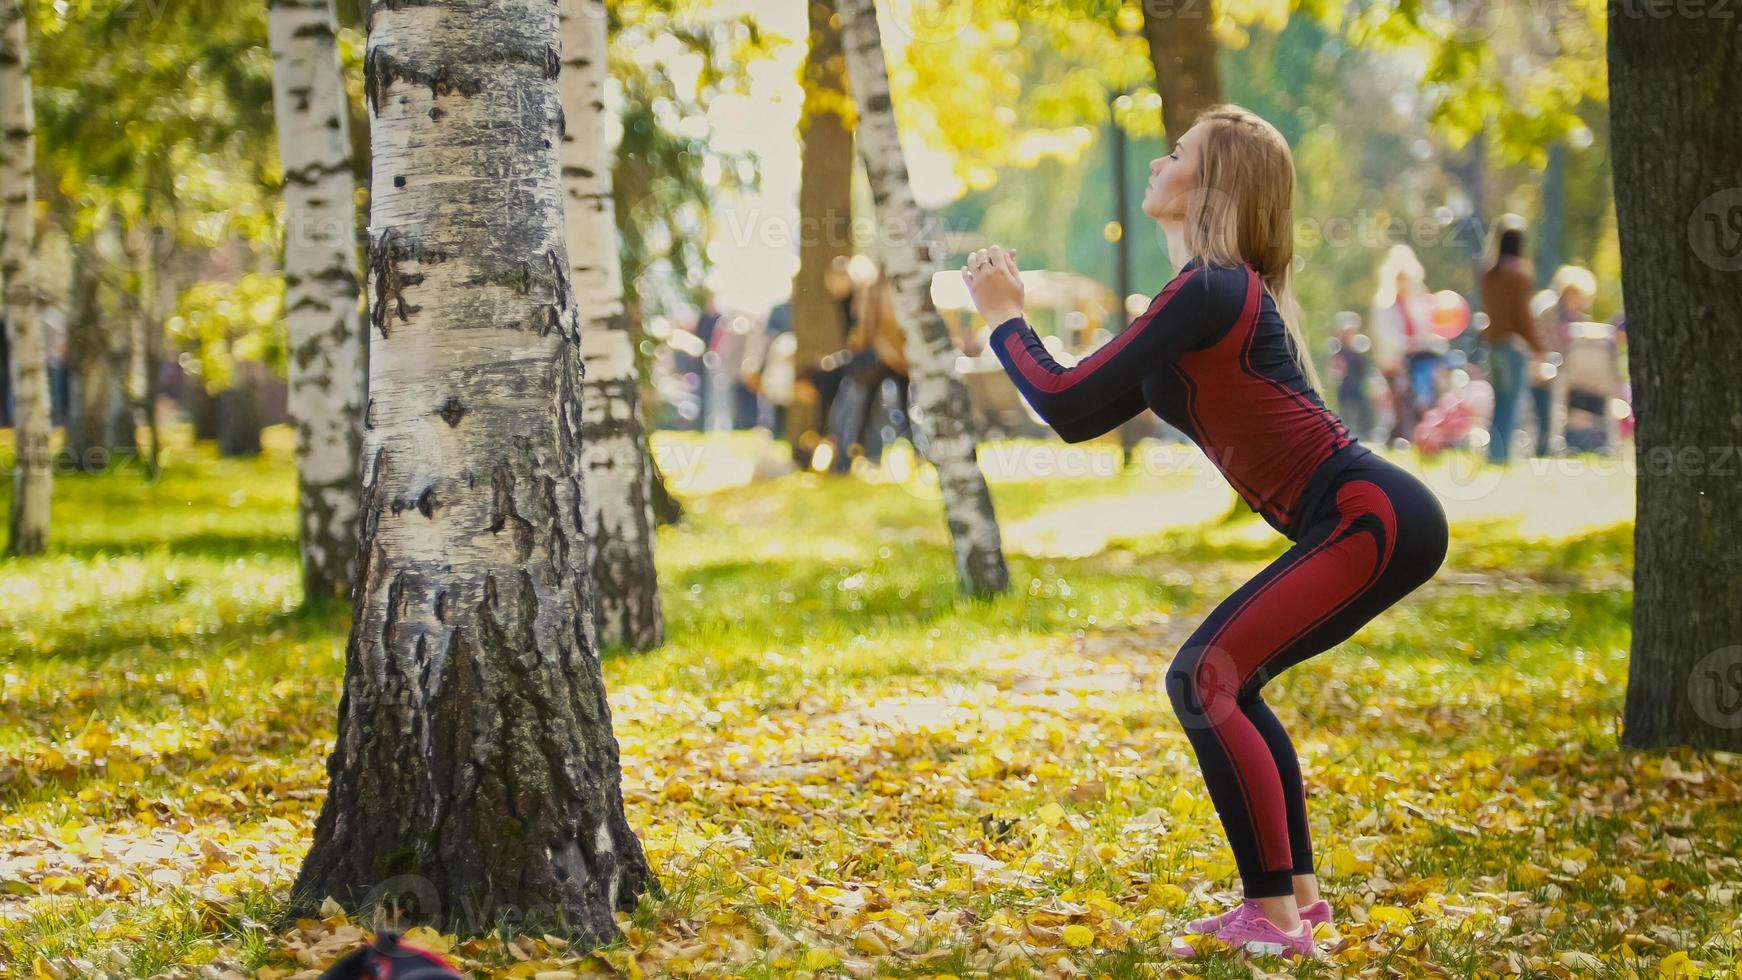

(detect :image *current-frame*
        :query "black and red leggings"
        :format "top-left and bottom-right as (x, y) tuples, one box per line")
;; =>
(1165, 451), (1448, 898)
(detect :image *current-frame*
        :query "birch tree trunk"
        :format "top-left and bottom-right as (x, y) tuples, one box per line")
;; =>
(560, 0), (663, 651)
(269, 0), (366, 602)
(787, 0), (854, 470)
(837, 0), (1008, 595)
(292, 0), (651, 938)
(1, 0), (50, 556)
(1611, 2), (1742, 751)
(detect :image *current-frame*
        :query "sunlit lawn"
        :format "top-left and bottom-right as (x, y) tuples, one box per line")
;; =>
(2, 427), (1736, 978)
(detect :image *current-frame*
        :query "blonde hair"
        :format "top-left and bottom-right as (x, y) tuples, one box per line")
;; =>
(1181, 104), (1322, 392)
(1372, 243), (1426, 310)
(1551, 264), (1597, 299)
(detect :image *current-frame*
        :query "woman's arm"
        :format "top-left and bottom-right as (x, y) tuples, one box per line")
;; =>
(986, 263), (1237, 428)
(1048, 384), (1150, 443)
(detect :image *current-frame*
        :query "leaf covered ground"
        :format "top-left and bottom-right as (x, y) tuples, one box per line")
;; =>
(2, 429), (1738, 979)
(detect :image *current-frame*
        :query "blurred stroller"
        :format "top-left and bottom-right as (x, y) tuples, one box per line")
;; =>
(1410, 375), (1494, 457)
(1558, 319), (1626, 453)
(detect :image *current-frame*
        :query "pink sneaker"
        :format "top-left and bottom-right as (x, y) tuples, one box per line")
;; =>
(1185, 897), (1332, 935)
(1171, 901), (1318, 960)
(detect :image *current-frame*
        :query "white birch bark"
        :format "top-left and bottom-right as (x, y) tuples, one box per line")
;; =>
(269, 0), (365, 601)
(837, 0), (1009, 595)
(560, 0), (663, 650)
(293, 0), (649, 938)
(1, 0), (49, 556)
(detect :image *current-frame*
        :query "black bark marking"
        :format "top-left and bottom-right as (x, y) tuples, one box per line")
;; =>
(368, 228), (439, 339)
(489, 463), (536, 562)
(416, 485), (437, 519)
(532, 305), (561, 335)
(365, 44), (561, 112)
(438, 396), (466, 427)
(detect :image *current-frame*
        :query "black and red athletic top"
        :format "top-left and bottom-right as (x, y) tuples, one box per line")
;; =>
(988, 256), (1373, 541)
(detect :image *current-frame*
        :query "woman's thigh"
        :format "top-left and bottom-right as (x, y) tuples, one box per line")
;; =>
(1171, 459), (1448, 712)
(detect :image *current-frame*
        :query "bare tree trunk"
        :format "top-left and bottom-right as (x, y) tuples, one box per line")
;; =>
(131, 235), (164, 480)
(292, 0), (651, 939)
(269, 0), (366, 603)
(836, 0), (1008, 596)
(218, 358), (263, 459)
(1140, 0), (1221, 140)
(560, 0), (663, 651)
(787, 0), (854, 470)
(64, 243), (115, 473)
(1611, 2), (1742, 751)
(1, 0), (50, 555)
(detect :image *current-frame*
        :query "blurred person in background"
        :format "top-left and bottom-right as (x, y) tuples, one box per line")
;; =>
(1370, 244), (1440, 443)
(717, 312), (763, 430)
(834, 264), (911, 471)
(0, 315), (11, 426)
(1327, 311), (1376, 442)
(693, 292), (722, 430)
(1478, 218), (1546, 465)
(44, 308), (69, 427)
(1530, 265), (1597, 457)
(747, 298), (797, 436)
(802, 256), (862, 466)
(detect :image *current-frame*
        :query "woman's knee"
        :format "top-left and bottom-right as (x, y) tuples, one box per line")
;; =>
(1166, 646), (1242, 732)
(1164, 652), (1201, 720)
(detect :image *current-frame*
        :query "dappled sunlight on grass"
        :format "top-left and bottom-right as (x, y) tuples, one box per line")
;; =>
(2, 435), (1725, 978)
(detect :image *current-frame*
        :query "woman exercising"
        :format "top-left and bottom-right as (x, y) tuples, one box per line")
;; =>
(962, 104), (1449, 961)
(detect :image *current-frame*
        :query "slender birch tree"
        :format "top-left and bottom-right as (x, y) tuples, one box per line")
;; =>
(268, 0), (366, 602)
(292, 0), (651, 937)
(1, 0), (49, 556)
(837, 0), (1009, 595)
(560, 0), (663, 651)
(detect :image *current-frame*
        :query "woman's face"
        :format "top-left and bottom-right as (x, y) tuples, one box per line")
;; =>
(1142, 122), (1201, 222)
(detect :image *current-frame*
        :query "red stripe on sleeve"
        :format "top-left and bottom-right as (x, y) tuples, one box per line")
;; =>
(1000, 266), (1203, 394)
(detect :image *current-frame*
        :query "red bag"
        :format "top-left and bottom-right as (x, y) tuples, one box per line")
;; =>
(317, 930), (465, 979)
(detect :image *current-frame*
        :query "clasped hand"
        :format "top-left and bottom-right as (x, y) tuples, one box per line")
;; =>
(961, 246), (1025, 327)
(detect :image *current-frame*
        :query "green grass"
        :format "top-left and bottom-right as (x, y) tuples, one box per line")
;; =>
(1, 427), (1734, 978)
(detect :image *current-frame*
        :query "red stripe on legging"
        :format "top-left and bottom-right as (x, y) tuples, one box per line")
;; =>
(1002, 267), (1202, 394)
(1236, 481), (1399, 695)
(1192, 508), (1357, 869)
(1194, 483), (1397, 870)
